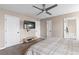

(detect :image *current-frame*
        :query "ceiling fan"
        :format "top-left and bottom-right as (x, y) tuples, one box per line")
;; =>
(33, 4), (58, 15)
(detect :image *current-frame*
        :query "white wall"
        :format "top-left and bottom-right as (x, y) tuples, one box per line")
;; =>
(35, 20), (40, 38)
(76, 17), (79, 40)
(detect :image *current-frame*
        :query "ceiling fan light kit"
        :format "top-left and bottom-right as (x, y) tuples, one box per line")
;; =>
(33, 4), (58, 15)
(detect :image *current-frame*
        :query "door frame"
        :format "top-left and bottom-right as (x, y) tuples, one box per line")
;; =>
(47, 20), (53, 38)
(64, 17), (77, 39)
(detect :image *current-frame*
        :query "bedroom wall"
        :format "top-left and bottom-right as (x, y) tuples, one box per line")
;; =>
(0, 11), (4, 48)
(46, 11), (79, 38)
(68, 20), (76, 33)
(0, 9), (39, 49)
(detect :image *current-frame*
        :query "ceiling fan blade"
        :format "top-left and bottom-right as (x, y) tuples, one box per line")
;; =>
(46, 4), (57, 11)
(46, 11), (52, 15)
(37, 11), (43, 15)
(33, 5), (43, 11)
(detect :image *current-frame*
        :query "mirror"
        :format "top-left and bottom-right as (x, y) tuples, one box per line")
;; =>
(64, 17), (76, 39)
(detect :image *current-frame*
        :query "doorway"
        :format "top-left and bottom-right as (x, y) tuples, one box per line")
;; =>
(47, 20), (53, 38)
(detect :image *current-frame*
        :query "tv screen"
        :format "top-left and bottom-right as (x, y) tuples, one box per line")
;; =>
(24, 21), (35, 29)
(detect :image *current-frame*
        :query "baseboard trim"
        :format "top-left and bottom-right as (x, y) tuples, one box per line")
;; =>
(0, 47), (6, 50)
(0, 42), (22, 50)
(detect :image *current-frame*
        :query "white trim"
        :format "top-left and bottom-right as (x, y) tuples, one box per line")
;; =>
(4, 41), (22, 48)
(0, 41), (22, 50)
(64, 17), (76, 21)
(0, 47), (6, 50)
(0, 42), (22, 50)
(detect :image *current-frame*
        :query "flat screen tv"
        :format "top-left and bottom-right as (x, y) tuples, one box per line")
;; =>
(23, 21), (35, 29)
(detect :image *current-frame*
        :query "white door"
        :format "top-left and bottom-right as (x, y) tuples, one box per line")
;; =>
(5, 15), (20, 47)
(40, 20), (47, 39)
(47, 20), (52, 38)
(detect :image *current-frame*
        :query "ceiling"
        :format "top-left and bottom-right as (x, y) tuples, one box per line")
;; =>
(0, 4), (79, 19)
